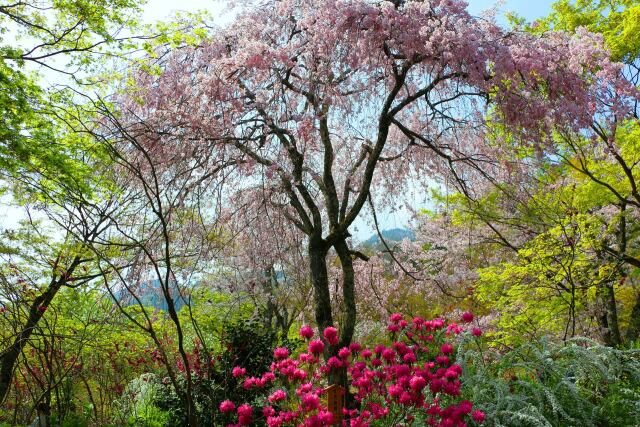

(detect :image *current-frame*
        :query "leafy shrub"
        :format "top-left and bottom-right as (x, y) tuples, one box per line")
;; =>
(153, 318), (291, 426)
(459, 337), (640, 426)
(57, 414), (90, 427)
(594, 380), (640, 425)
(111, 373), (169, 427)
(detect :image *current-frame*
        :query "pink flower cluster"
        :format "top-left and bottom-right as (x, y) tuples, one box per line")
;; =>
(221, 314), (485, 426)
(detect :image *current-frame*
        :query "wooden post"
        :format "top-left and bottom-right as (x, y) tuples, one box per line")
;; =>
(323, 384), (345, 425)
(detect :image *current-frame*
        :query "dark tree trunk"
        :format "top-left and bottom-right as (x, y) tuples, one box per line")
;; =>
(162, 288), (198, 427)
(333, 238), (358, 407)
(0, 281), (62, 404)
(334, 238), (356, 349)
(606, 281), (621, 346)
(595, 280), (621, 347)
(308, 238), (333, 334)
(0, 254), (86, 405)
(35, 399), (50, 427)
(308, 236), (355, 393)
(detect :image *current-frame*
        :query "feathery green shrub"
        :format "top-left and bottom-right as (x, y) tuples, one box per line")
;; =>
(459, 337), (640, 426)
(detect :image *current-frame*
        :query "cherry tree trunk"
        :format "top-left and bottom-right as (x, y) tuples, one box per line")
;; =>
(334, 239), (356, 349)
(308, 234), (358, 400)
(333, 238), (357, 407)
(309, 238), (333, 334)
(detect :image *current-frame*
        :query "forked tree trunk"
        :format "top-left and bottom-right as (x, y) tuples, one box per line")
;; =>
(308, 234), (358, 402)
(333, 238), (358, 408)
(262, 266), (290, 336)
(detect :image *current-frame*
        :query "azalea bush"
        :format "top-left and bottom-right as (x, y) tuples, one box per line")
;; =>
(219, 313), (485, 427)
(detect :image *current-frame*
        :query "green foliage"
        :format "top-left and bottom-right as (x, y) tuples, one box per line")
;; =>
(476, 212), (612, 344)
(0, 0), (147, 202)
(521, 0), (640, 63)
(459, 337), (640, 426)
(443, 0), (640, 348)
(51, 413), (90, 427)
(0, 61), (95, 201)
(0, 283), (162, 425)
(177, 289), (255, 352)
(112, 373), (169, 427)
(0, 0), (144, 66)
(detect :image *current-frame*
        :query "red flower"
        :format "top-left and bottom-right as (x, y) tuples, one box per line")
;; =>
(273, 347), (289, 360)
(301, 393), (320, 411)
(232, 366), (246, 377)
(219, 400), (235, 413)
(308, 340), (325, 355)
(472, 410), (486, 423)
(327, 356), (342, 369)
(338, 347), (351, 359)
(323, 326), (339, 345)
(300, 325), (314, 339)
(387, 324), (400, 333)
(409, 375), (427, 391)
(440, 343), (454, 355)
(263, 406), (276, 417)
(237, 404), (253, 425)
(268, 389), (287, 403)
(387, 384), (402, 398)
(389, 313), (403, 323)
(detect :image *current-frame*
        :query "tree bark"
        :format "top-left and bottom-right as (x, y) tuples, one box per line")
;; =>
(161, 285), (198, 427)
(334, 239), (356, 349)
(308, 238), (333, 334)
(262, 266), (290, 336)
(333, 238), (358, 407)
(595, 280), (621, 347)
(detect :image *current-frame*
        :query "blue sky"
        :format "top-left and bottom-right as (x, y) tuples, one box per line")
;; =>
(466, 0), (556, 21)
(143, 1), (557, 26)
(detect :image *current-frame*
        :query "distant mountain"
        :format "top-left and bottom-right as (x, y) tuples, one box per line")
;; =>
(362, 228), (415, 247)
(115, 279), (186, 312)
